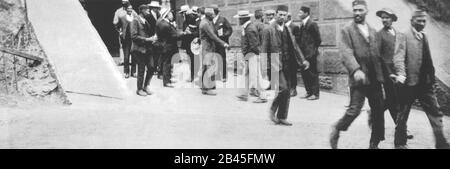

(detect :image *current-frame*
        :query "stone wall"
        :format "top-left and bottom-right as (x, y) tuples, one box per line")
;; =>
(175, 0), (353, 92)
(0, 0), (69, 106)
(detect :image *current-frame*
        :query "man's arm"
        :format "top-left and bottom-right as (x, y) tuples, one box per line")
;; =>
(130, 20), (147, 44)
(204, 22), (227, 47)
(312, 22), (322, 49)
(393, 33), (406, 77)
(247, 28), (260, 55)
(222, 17), (233, 38)
(340, 28), (360, 75)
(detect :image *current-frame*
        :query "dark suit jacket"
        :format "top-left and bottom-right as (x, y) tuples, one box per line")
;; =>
(181, 13), (199, 50)
(340, 22), (384, 87)
(144, 13), (158, 37)
(241, 22), (260, 57)
(213, 15), (233, 42)
(156, 19), (182, 55)
(297, 19), (322, 60)
(377, 27), (403, 77)
(200, 18), (226, 54)
(261, 22), (306, 71)
(130, 16), (153, 54)
(393, 27), (436, 86)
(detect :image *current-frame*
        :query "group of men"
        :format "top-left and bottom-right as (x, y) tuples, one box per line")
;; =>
(329, 0), (449, 149)
(114, 0), (194, 96)
(113, 0), (448, 149)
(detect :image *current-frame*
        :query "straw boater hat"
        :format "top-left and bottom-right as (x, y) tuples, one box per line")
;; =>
(412, 10), (427, 18)
(179, 5), (190, 13)
(148, 0), (161, 8)
(233, 10), (254, 18)
(376, 8), (398, 22)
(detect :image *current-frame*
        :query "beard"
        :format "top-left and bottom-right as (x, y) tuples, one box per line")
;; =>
(354, 15), (365, 23)
(413, 24), (425, 32)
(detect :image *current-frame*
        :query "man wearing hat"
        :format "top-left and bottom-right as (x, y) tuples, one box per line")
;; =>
(262, 5), (309, 126)
(199, 7), (230, 95)
(130, 4), (158, 96)
(329, 0), (385, 149)
(374, 8), (406, 131)
(180, 5), (200, 82)
(297, 6), (322, 100)
(235, 10), (268, 104)
(211, 4), (233, 82)
(284, 13), (302, 97)
(156, 8), (191, 87)
(392, 10), (450, 149)
(145, 0), (162, 78)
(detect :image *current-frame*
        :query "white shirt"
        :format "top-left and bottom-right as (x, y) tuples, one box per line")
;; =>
(151, 10), (158, 20)
(302, 15), (310, 26)
(387, 27), (396, 36)
(285, 20), (292, 27)
(411, 26), (424, 40)
(277, 23), (284, 32)
(126, 14), (134, 22)
(138, 15), (146, 24)
(213, 15), (219, 24)
(241, 20), (251, 36)
(357, 22), (369, 40)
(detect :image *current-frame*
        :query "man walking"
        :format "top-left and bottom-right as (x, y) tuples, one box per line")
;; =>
(392, 10), (450, 149)
(199, 7), (230, 96)
(298, 6), (322, 100)
(211, 5), (233, 82)
(235, 10), (268, 104)
(262, 5), (309, 126)
(145, 1), (162, 78)
(329, 0), (385, 149)
(130, 4), (158, 96)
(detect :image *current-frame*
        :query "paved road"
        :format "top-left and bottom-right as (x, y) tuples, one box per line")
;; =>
(1, 70), (448, 149)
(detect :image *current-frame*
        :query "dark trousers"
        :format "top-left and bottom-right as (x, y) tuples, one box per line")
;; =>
(335, 83), (385, 143)
(201, 64), (216, 90)
(216, 46), (227, 80)
(383, 79), (400, 122)
(287, 64), (298, 92)
(301, 58), (320, 96)
(186, 48), (196, 81)
(161, 51), (174, 85)
(135, 52), (155, 90)
(394, 84), (449, 148)
(121, 37), (135, 75)
(270, 70), (291, 120)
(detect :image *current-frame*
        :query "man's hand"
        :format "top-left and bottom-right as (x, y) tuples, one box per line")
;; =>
(224, 43), (230, 50)
(353, 70), (366, 83)
(303, 60), (310, 70)
(146, 35), (157, 42)
(390, 75), (406, 84)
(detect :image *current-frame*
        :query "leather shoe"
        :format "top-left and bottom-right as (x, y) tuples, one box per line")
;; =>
(164, 83), (175, 88)
(290, 90), (298, 97)
(301, 94), (313, 99)
(330, 126), (340, 149)
(269, 110), (279, 124)
(407, 131), (414, 140)
(307, 95), (320, 101)
(278, 119), (293, 126)
(124, 73), (130, 79)
(136, 90), (148, 97)
(395, 145), (409, 149)
(237, 95), (248, 101)
(202, 90), (217, 96)
(253, 98), (267, 104)
(369, 142), (380, 149)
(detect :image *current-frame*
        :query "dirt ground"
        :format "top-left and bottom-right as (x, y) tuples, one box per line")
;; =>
(1, 69), (449, 149)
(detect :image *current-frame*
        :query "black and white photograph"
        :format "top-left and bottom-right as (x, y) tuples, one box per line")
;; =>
(1, 0), (450, 157)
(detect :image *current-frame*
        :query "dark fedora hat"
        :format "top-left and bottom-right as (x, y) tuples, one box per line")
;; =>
(376, 8), (398, 22)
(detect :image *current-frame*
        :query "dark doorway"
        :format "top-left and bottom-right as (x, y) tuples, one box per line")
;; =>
(80, 0), (161, 58)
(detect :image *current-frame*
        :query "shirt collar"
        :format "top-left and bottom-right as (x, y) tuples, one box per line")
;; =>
(242, 20), (252, 29)
(277, 23), (284, 32)
(213, 15), (219, 23)
(285, 20), (292, 27)
(302, 16), (310, 25)
(151, 10), (158, 19)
